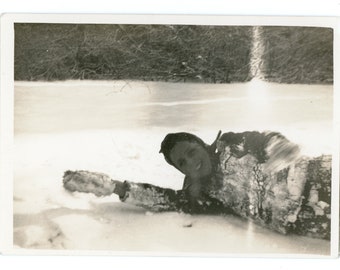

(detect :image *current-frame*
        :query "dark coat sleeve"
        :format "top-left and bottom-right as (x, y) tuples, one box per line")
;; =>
(120, 180), (228, 214)
(119, 181), (189, 212)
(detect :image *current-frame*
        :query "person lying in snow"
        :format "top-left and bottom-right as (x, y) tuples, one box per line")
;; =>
(63, 131), (332, 240)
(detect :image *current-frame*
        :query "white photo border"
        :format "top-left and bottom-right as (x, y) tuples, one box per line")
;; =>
(0, 13), (339, 258)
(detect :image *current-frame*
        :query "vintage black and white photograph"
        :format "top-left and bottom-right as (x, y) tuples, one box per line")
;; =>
(1, 14), (339, 257)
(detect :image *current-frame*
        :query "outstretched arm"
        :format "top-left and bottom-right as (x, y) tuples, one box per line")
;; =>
(62, 170), (189, 212)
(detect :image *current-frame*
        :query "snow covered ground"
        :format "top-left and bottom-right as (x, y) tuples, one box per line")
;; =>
(12, 80), (333, 256)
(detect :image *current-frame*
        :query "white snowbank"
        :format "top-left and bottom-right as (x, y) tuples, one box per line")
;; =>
(12, 80), (333, 256)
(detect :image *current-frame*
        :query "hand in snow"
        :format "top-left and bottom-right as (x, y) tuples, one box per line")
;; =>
(63, 170), (117, 197)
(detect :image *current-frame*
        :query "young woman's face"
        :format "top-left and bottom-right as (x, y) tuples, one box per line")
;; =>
(169, 141), (212, 179)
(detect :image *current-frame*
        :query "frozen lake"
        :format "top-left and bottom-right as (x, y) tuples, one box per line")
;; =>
(15, 79), (333, 156)
(13, 80), (333, 256)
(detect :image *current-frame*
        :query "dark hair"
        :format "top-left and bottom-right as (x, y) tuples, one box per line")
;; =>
(159, 132), (208, 167)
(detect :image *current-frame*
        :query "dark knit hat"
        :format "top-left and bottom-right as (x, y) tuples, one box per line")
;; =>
(159, 132), (208, 167)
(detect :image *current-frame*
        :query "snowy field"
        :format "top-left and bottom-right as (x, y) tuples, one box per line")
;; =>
(13, 80), (333, 256)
